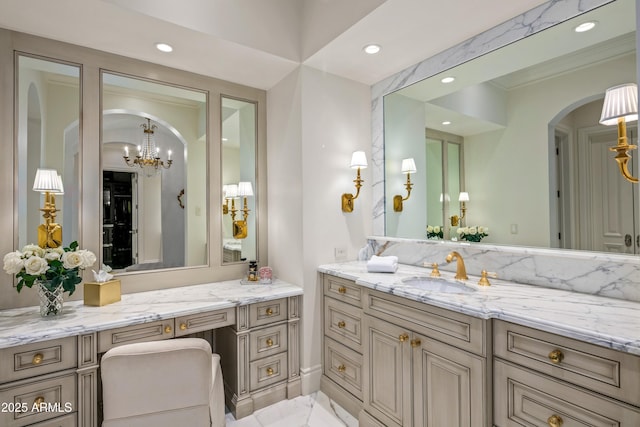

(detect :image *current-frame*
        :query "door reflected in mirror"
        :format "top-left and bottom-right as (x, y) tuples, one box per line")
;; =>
(101, 72), (208, 272)
(221, 97), (257, 263)
(17, 55), (80, 250)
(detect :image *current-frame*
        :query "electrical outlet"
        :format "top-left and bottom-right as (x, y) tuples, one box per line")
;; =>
(510, 224), (518, 234)
(334, 247), (347, 261)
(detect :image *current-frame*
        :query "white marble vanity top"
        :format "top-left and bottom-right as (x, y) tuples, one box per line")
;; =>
(0, 279), (302, 349)
(319, 261), (640, 356)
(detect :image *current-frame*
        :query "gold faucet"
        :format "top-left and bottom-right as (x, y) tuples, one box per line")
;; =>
(445, 251), (468, 281)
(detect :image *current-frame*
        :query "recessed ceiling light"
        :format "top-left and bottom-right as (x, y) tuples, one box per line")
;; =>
(363, 44), (381, 55)
(574, 21), (597, 33)
(442, 121), (451, 125)
(155, 42), (173, 53)
(222, 138), (228, 141)
(441, 77), (455, 84)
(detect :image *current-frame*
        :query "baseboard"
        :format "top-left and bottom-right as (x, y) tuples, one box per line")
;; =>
(299, 364), (322, 395)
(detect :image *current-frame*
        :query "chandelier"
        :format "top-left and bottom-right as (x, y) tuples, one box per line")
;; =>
(123, 118), (172, 177)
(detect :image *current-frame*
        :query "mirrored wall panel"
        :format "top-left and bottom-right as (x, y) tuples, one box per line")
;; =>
(16, 55), (80, 250)
(221, 97), (257, 263)
(101, 72), (208, 272)
(384, 0), (638, 254)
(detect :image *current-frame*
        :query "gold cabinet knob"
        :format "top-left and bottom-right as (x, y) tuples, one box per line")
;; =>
(547, 414), (563, 427)
(337, 321), (346, 329)
(410, 338), (421, 348)
(33, 396), (45, 406)
(164, 325), (172, 334)
(266, 308), (274, 316)
(337, 364), (346, 373)
(266, 367), (274, 376)
(179, 323), (188, 331)
(548, 349), (564, 364)
(266, 338), (274, 347)
(32, 353), (44, 365)
(338, 286), (347, 294)
(399, 333), (409, 343)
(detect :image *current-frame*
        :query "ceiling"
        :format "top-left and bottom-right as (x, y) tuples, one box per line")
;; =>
(0, 0), (549, 90)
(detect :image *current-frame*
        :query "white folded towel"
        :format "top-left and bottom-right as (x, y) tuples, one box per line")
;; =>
(367, 255), (398, 273)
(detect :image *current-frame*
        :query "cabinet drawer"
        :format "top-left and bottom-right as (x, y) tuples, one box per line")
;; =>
(0, 373), (76, 427)
(324, 297), (363, 353)
(324, 337), (363, 400)
(97, 319), (174, 353)
(249, 323), (288, 361)
(0, 337), (77, 384)
(323, 275), (362, 308)
(364, 289), (486, 356)
(494, 320), (640, 407)
(175, 308), (235, 337)
(494, 359), (640, 426)
(249, 352), (288, 391)
(29, 413), (76, 427)
(249, 299), (287, 328)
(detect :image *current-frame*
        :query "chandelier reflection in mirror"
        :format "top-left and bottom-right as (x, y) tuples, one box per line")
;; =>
(123, 118), (173, 177)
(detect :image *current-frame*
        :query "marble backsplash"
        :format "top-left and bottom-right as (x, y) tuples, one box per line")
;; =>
(360, 237), (640, 303)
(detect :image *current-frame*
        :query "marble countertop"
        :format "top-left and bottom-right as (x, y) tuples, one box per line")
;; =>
(0, 279), (302, 349)
(319, 261), (640, 356)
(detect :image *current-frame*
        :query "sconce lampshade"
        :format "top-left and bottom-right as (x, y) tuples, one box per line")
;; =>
(458, 192), (470, 202)
(33, 168), (63, 193)
(223, 184), (238, 199)
(401, 158), (417, 174)
(350, 151), (368, 169)
(238, 181), (254, 197)
(600, 83), (638, 125)
(54, 175), (64, 195)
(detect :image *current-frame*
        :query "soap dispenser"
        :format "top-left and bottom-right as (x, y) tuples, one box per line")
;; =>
(247, 261), (258, 281)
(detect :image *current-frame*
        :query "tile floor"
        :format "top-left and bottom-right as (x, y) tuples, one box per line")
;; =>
(225, 391), (359, 427)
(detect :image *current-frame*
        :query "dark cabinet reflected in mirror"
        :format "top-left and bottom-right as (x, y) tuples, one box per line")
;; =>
(101, 72), (208, 273)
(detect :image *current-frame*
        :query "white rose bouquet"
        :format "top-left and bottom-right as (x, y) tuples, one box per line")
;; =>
(426, 225), (443, 239)
(3, 241), (96, 295)
(457, 226), (489, 242)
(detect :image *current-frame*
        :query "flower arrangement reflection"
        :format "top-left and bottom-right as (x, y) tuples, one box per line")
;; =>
(457, 226), (489, 243)
(3, 241), (96, 295)
(426, 225), (443, 239)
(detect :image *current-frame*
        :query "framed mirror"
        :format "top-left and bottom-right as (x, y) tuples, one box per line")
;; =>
(221, 97), (257, 263)
(383, 0), (638, 254)
(101, 72), (208, 272)
(16, 54), (81, 250)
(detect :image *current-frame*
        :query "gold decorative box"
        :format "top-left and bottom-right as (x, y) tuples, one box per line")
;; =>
(84, 279), (121, 306)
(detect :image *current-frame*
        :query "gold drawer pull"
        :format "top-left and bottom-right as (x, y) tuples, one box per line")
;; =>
(337, 321), (346, 329)
(33, 396), (45, 406)
(399, 333), (409, 343)
(337, 364), (346, 373)
(548, 349), (564, 364)
(266, 367), (274, 376)
(547, 414), (563, 427)
(338, 286), (347, 294)
(32, 353), (44, 365)
(410, 338), (421, 348)
(266, 308), (274, 316)
(164, 325), (172, 334)
(266, 338), (274, 347)
(179, 323), (187, 331)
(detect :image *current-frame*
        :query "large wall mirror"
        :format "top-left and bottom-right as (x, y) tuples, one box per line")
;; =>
(16, 54), (80, 250)
(101, 72), (208, 272)
(384, 0), (639, 255)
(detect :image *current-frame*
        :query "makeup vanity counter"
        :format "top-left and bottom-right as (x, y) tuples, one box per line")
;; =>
(0, 279), (303, 427)
(319, 261), (640, 427)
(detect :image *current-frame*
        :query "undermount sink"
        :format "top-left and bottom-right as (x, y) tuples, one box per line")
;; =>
(402, 276), (476, 294)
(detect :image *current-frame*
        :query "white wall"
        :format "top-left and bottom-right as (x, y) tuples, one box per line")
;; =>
(267, 65), (371, 393)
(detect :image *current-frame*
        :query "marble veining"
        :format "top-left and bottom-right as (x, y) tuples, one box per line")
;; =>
(319, 261), (640, 355)
(0, 279), (302, 349)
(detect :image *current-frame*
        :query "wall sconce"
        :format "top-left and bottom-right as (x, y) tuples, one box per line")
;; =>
(393, 158), (417, 212)
(599, 83), (638, 183)
(450, 192), (469, 227)
(342, 151), (367, 212)
(33, 168), (64, 248)
(232, 182), (253, 239)
(222, 184), (238, 215)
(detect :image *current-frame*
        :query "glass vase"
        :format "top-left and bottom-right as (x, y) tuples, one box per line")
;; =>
(36, 280), (64, 317)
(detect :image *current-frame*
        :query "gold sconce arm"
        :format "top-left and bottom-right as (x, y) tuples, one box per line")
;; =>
(450, 192), (469, 227)
(393, 173), (414, 212)
(342, 167), (364, 212)
(610, 118), (638, 183)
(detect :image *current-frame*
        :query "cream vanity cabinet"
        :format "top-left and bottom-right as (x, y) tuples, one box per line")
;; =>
(493, 320), (640, 426)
